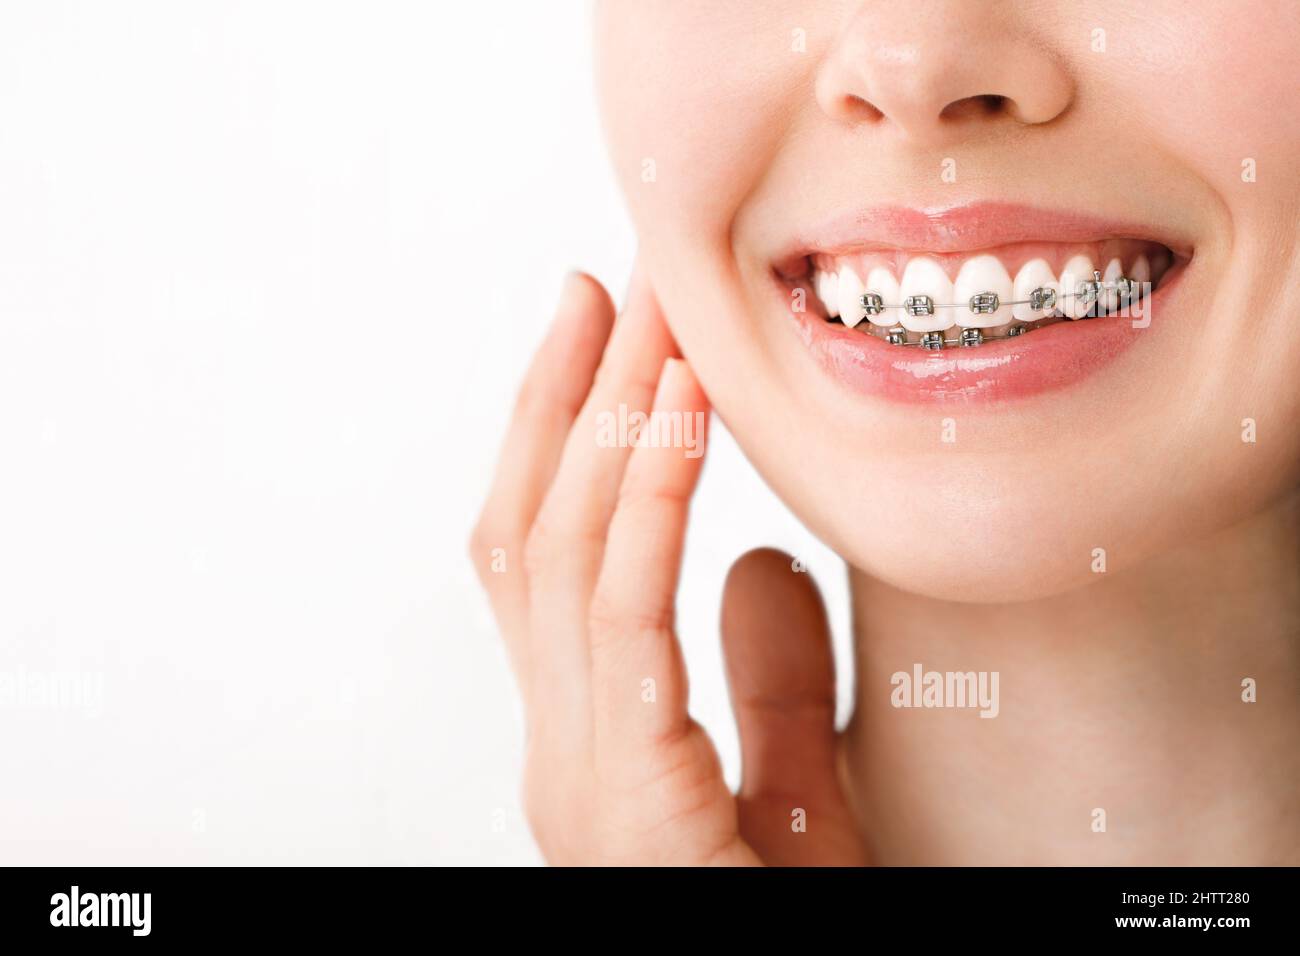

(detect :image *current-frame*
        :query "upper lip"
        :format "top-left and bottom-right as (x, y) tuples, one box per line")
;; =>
(774, 201), (1188, 271)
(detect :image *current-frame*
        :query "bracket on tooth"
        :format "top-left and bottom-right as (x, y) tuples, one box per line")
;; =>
(904, 295), (935, 317)
(849, 276), (1139, 318)
(1072, 270), (1104, 318)
(1029, 287), (1057, 311)
(860, 292), (885, 315)
(842, 273), (1145, 346)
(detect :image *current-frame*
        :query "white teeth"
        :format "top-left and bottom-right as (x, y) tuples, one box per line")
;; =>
(815, 270), (840, 318)
(864, 266), (900, 327)
(952, 254), (1012, 329)
(1011, 258), (1059, 322)
(1130, 253), (1151, 288)
(837, 265), (867, 328)
(1059, 254), (1096, 319)
(815, 246), (1162, 339)
(898, 257), (952, 333)
(1101, 257), (1123, 312)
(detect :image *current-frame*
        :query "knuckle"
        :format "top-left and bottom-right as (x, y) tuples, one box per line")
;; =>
(615, 481), (687, 519)
(467, 519), (509, 586)
(585, 592), (623, 639)
(467, 518), (491, 560)
(523, 508), (606, 581)
(586, 592), (673, 645)
(467, 521), (493, 576)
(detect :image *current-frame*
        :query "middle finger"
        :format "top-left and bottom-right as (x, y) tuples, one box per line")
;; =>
(524, 267), (678, 722)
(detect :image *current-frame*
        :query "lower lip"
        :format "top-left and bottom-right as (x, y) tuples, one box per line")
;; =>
(786, 269), (1182, 405)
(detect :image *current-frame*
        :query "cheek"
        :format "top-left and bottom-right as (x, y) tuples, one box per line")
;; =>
(595, 5), (819, 413)
(1115, 5), (1300, 488)
(1113, 4), (1300, 215)
(595, 3), (815, 244)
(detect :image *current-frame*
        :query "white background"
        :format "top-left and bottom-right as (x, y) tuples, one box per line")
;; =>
(0, 1), (850, 865)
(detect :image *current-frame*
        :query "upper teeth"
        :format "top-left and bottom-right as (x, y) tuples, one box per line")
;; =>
(813, 253), (1156, 334)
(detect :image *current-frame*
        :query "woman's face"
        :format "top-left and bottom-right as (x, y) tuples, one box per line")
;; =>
(594, 0), (1300, 602)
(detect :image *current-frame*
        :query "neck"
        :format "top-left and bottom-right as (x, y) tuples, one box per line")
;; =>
(841, 492), (1300, 865)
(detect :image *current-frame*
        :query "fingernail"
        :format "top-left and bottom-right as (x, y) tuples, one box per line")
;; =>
(559, 270), (584, 301)
(552, 272), (586, 328)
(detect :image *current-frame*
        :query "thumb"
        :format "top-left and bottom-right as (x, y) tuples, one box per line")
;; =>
(720, 548), (867, 866)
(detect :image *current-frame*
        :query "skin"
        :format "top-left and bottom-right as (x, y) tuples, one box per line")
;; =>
(471, 1), (1300, 863)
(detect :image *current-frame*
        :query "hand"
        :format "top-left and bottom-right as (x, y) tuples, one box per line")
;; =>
(470, 268), (868, 866)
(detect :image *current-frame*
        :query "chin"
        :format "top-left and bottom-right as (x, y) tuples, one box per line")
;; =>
(720, 401), (1271, 605)
(770, 470), (1112, 604)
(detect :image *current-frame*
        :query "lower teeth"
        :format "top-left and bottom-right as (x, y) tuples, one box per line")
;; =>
(835, 271), (1152, 349)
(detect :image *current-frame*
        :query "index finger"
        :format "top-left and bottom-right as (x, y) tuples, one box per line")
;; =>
(588, 357), (711, 756)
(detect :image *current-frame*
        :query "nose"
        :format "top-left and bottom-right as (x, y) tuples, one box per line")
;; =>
(815, 1), (1074, 146)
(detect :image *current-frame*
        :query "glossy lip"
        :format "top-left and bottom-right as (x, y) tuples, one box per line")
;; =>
(786, 263), (1184, 404)
(773, 201), (1190, 404)
(773, 201), (1191, 274)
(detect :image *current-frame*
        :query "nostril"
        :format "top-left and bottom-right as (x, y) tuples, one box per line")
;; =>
(940, 94), (1009, 121)
(841, 94), (886, 122)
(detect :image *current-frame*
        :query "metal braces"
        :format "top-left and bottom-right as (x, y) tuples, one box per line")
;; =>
(853, 271), (1145, 349)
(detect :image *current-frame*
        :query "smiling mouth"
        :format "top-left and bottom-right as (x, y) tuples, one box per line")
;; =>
(791, 239), (1180, 349)
(771, 203), (1193, 403)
